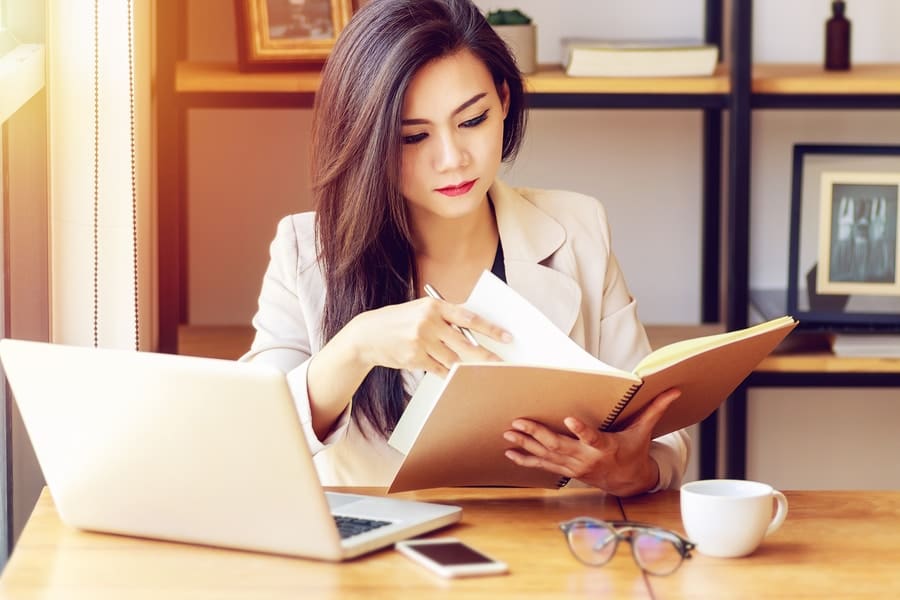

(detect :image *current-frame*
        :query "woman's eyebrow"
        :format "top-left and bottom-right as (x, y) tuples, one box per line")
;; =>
(401, 92), (488, 126)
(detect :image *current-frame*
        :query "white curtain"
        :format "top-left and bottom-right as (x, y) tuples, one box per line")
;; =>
(47, 0), (154, 350)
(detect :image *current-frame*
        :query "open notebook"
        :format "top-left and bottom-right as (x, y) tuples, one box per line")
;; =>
(0, 339), (460, 560)
(387, 271), (796, 492)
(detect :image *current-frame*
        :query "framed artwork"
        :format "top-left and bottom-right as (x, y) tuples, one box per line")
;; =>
(235, 0), (353, 70)
(787, 144), (900, 331)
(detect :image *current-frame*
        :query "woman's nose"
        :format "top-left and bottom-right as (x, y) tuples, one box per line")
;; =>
(434, 132), (468, 172)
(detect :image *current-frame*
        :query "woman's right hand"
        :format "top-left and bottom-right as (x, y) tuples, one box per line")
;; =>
(348, 297), (511, 377)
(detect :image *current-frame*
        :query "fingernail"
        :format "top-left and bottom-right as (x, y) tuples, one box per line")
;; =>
(500, 331), (513, 343)
(503, 431), (516, 443)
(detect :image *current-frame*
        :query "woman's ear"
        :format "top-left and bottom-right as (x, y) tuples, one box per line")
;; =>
(499, 80), (510, 118)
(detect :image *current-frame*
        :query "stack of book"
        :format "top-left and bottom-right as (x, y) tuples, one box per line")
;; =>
(832, 334), (900, 357)
(562, 38), (718, 77)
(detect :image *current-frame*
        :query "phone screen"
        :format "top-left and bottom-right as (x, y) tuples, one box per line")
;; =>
(408, 542), (496, 565)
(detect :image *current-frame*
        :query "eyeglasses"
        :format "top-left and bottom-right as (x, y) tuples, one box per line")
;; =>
(559, 517), (695, 576)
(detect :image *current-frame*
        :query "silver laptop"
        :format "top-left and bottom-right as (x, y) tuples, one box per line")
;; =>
(0, 338), (461, 560)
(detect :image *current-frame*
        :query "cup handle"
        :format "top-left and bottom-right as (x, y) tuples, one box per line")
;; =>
(765, 491), (789, 537)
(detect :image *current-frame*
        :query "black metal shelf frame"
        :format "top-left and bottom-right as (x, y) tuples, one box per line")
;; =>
(753, 95), (900, 109)
(723, 2), (900, 480)
(527, 94), (727, 110)
(747, 372), (900, 387)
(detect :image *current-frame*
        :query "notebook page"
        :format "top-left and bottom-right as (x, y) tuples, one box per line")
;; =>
(633, 315), (796, 374)
(463, 271), (621, 374)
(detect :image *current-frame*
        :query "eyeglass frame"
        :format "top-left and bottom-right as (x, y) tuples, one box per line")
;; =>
(559, 517), (696, 576)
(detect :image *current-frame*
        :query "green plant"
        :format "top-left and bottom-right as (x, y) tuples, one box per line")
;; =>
(485, 9), (532, 25)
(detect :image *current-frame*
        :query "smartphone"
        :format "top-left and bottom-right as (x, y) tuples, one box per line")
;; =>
(395, 538), (508, 578)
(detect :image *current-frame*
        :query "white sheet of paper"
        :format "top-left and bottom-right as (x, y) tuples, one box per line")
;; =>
(463, 271), (618, 373)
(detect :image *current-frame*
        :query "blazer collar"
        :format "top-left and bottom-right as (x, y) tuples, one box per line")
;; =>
(490, 180), (582, 336)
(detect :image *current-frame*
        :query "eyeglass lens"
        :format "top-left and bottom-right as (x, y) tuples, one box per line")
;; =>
(566, 521), (617, 566)
(631, 531), (683, 575)
(565, 521), (683, 576)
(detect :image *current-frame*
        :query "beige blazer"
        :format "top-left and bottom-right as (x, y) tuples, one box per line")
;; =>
(242, 180), (689, 490)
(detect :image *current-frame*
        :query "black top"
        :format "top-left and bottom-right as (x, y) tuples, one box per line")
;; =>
(490, 239), (506, 283)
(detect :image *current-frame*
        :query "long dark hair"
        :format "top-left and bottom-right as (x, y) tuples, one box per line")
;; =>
(311, 0), (527, 437)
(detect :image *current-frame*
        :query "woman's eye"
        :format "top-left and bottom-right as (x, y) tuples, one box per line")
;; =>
(461, 110), (488, 128)
(402, 132), (428, 145)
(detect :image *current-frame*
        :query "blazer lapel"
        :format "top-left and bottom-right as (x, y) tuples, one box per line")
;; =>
(490, 181), (582, 336)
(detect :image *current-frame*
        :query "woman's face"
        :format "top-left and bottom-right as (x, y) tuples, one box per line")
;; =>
(399, 48), (509, 224)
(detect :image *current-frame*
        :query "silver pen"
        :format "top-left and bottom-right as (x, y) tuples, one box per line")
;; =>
(423, 283), (480, 347)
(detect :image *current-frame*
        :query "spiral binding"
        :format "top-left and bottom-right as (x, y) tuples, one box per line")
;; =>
(554, 382), (643, 489)
(600, 382), (642, 431)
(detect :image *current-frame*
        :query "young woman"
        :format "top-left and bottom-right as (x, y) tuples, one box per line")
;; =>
(242, 0), (690, 496)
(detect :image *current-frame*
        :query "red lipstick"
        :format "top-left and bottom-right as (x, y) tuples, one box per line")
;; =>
(436, 179), (476, 197)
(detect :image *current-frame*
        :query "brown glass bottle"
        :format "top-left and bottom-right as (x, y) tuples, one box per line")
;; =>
(825, 0), (851, 70)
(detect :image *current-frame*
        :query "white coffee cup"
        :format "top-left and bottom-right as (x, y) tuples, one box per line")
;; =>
(680, 479), (788, 558)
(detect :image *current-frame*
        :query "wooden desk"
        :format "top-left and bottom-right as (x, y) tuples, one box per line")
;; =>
(0, 487), (643, 600)
(621, 490), (900, 599)
(2, 489), (899, 599)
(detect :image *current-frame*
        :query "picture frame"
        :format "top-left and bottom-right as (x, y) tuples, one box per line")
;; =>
(787, 144), (900, 332)
(234, 0), (354, 70)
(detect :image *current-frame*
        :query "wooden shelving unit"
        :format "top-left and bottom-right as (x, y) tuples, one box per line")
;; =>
(174, 60), (900, 98)
(527, 64), (730, 95)
(175, 61), (730, 96)
(756, 353), (900, 374)
(753, 63), (900, 95)
(176, 61), (323, 94)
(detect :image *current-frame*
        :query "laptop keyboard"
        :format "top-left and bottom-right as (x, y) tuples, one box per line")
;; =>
(333, 515), (392, 539)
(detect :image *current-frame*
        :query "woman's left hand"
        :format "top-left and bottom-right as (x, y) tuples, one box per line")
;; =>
(502, 388), (681, 497)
